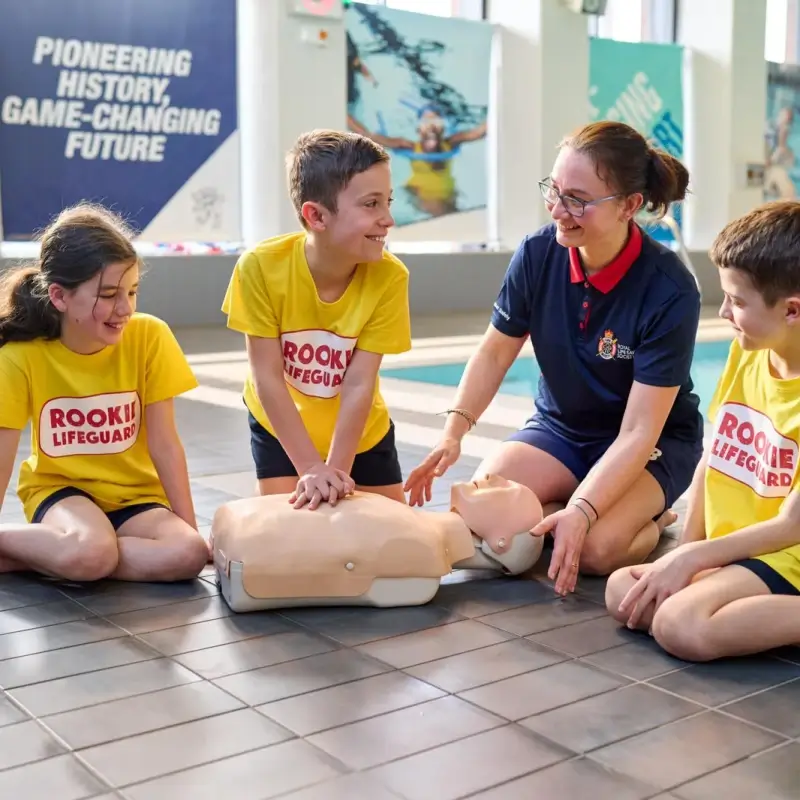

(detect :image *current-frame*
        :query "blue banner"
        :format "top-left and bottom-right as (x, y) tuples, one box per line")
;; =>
(589, 38), (685, 247)
(0, 0), (240, 242)
(345, 4), (491, 229)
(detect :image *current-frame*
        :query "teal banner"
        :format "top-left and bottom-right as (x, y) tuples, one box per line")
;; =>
(589, 38), (685, 245)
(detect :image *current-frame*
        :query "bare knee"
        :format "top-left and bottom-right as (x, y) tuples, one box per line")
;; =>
(471, 442), (578, 502)
(163, 533), (210, 581)
(604, 566), (638, 623)
(56, 531), (119, 582)
(581, 535), (624, 576)
(651, 598), (717, 662)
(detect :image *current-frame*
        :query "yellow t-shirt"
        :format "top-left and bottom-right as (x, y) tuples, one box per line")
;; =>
(0, 313), (198, 521)
(221, 231), (412, 458)
(705, 337), (800, 587)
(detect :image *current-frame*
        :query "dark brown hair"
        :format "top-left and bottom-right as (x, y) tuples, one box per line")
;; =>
(559, 120), (689, 218)
(0, 203), (139, 347)
(286, 129), (390, 224)
(710, 200), (800, 306)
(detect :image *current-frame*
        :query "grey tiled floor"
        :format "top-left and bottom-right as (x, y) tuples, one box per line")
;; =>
(1, 340), (799, 798)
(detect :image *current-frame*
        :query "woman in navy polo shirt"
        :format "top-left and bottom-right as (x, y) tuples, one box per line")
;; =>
(405, 120), (704, 597)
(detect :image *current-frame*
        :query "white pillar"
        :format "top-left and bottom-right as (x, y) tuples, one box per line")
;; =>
(678, 0), (768, 251)
(787, 0), (800, 63)
(452, 0), (485, 17)
(486, 1), (590, 248)
(237, 0), (347, 246)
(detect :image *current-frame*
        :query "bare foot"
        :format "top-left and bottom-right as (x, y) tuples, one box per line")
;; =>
(656, 508), (679, 534)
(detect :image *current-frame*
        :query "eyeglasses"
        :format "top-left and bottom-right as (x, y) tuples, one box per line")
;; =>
(538, 180), (621, 218)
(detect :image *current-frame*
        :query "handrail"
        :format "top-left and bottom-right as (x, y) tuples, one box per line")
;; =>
(639, 210), (702, 299)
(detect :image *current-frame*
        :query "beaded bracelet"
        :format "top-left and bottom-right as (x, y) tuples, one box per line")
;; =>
(439, 407), (477, 430)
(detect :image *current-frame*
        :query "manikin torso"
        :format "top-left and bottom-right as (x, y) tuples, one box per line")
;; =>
(211, 474), (544, 610)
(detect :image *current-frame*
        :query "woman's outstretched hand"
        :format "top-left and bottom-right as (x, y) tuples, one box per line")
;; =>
(531, 505), (591, 595)
(404, 436), (462, 506)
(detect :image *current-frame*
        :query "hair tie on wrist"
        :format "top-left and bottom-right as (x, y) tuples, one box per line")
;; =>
(569, 502), (592, 533)
(574, 496), (598, 521)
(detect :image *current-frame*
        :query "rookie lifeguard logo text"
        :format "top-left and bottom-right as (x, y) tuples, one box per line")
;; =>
(709, 403), (798, 498)
(40, 391), (141, 458)
(281, 330), (357, 399)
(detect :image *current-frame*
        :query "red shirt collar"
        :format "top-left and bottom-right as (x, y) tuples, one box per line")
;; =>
(568, 223), (643, 293)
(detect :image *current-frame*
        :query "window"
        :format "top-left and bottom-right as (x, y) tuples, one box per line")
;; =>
(592, 0), (645, 42)
(765, 0), (789, 62)
(589, 0), (676, 44)
(387, 0), (457, 15)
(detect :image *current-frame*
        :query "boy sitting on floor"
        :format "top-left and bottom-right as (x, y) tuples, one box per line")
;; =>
(605, 200), (800, 662)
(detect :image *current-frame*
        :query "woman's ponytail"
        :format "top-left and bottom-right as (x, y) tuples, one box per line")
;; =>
(645, 149), (690, 218)
(559, 121), (690, 220)
(0, 264), (61, 347)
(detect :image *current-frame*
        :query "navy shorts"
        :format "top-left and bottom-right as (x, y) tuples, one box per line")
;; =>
(31, 487), (168, 530)
(508, 417), (703, 514)
(248, 412), (404, 486)
(734, 558), (800, 596)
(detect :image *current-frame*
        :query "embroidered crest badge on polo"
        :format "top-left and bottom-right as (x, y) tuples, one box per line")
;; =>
(597, 329), (618, 360)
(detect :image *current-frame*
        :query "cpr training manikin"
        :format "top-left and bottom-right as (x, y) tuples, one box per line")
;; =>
(210, 473), (545, 612)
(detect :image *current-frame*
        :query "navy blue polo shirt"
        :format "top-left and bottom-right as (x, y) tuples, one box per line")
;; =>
(491, 222), (703, 444)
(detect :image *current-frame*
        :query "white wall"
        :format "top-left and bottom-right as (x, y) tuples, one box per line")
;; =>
(678, 0), (768, 251)
(388, 209), (488, 243)
(238, 0), (348, 245)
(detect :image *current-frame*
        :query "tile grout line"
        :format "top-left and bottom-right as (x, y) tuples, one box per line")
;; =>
(5, 712), (119, 793)
(588, 734), (795, 800)
(3, 614), (797, 791)
(0, 608), (670, 788)
(10, 590), (799, 739)
(3, 551), (800, 795)
(454, 752), (667, 800)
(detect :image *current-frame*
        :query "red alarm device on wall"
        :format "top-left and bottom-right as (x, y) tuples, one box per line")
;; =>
(288, 0), (344, 18)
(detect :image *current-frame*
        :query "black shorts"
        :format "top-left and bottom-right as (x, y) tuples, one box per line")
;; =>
(248, 412), (403, 486)
(508, 416), (703, 515)
(31, 487), (168, 530)
(734, 558), (800, 596)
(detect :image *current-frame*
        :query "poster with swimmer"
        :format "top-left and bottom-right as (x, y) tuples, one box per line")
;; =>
(345, 3), (491, 229)
(0, 0), (240, 243)
(764, 61), (800, 202)
(589, 38), (685, 249)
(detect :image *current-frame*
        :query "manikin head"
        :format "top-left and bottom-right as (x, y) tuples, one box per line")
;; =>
(711, 200), (800, 353)
(287, 128), (395, 266)
(450, 473), (543, 550)
(0, 203), (140, 355)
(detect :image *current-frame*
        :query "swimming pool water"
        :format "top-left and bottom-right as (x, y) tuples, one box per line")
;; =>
(381, 338), (733, 416)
